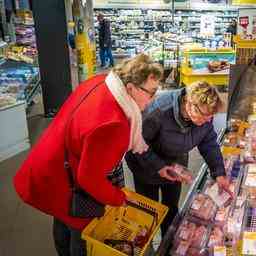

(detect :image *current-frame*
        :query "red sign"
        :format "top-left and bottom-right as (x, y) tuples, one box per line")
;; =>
(239, 16), (249, 29)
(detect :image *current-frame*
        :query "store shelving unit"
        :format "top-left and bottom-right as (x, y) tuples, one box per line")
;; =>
(0, 101), (30, 162)
(156, 61), (256, 255)
(234, 35), (256, 64)
(94, 8), (238, 57)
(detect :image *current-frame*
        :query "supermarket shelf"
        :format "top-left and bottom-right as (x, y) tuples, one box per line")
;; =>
(0, 60), (40, 109)
(0, 100), (25, 112)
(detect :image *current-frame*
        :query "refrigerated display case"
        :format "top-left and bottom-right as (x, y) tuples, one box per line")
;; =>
(157, 60), (256, 256)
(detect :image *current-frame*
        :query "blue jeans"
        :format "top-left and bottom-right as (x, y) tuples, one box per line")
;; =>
(53, 218), (86, 256)
(99, 47), (114, 66)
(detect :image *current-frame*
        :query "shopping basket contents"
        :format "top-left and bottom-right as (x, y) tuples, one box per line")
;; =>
(82, 188), (168, 256)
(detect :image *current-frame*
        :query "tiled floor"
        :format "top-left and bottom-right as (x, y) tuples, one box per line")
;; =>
(0, 92), (227, 256)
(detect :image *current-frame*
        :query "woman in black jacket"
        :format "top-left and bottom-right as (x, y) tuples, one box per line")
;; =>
(125, 81), (232, 235)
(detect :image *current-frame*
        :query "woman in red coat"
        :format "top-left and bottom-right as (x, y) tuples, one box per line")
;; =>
(14, 54), (163, 256)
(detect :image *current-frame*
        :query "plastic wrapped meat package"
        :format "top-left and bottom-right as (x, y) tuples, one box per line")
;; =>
(243, 150), (256, 164)
(189, 193), (217, 222)
(243, 125), (256, 163)
(238, 137), (247, 149)
(244, 164), (256, 199)
(224, 158), (234, 175)
(223, 132), (239, 147)
(203, 182), (232, 208)
(214, 206), (230, 227)
(167, 163), (194, 184)
(207, 227), (225, 248)
(171, 219), (209, 256)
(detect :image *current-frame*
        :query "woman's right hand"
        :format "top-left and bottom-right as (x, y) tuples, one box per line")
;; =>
(158, 166), (182, 182)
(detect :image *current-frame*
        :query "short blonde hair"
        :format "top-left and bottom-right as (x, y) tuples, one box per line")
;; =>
(113, 54), (163, 87)
(186, 81), (223, 114)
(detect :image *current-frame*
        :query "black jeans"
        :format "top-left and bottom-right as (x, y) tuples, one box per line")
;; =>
(134, 178), (181, 236)
(53, 218), (86, 256)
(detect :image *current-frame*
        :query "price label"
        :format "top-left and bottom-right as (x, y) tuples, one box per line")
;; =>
(243, 232), (256, 255)
(214, 246), (226, 256)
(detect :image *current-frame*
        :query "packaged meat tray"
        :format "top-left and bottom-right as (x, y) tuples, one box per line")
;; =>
(244, 165), (256, 199)
(223, 132), (238, 147)
(207, 227), (225, 249)
(170, 218), (209, 256)
(167, 163), (194, 184)
(203, 181), (232, 208)
(188, 193), (218, 223)
(214, 206), (230, 227)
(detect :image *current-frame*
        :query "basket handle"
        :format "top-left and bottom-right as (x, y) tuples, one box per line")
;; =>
(126, 200), (158, 223)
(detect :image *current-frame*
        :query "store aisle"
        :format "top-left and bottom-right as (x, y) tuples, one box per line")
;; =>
(0, 101), (227, 256)
(0, 116), (54, 256)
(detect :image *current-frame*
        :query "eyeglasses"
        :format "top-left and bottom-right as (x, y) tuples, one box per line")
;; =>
(138, 86), (157, 99)
(192, 104), (213, 120)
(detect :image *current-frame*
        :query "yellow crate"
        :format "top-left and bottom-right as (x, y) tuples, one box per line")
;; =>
(81, 188), (169, 256)
(234, 36), (256, 49)
(180, 66), (230, 87)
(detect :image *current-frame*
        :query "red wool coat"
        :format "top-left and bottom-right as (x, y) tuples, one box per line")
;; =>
(14, 74), (130, 230)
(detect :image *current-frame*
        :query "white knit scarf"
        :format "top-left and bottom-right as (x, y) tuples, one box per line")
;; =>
(105, 71), (149, 154)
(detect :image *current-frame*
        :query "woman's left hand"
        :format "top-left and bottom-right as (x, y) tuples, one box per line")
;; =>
(216, 176), (234, 198)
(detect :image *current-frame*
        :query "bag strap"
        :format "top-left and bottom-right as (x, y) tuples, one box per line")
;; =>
(63, 80), (104, 189)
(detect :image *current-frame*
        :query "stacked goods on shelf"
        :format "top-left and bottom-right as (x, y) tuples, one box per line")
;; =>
(0, 63), (39, 108)
(15, 23), (35, 47)
(5, 12), (37, 64)
(94, 8), (237, 57)
(6, 45), (37, 64)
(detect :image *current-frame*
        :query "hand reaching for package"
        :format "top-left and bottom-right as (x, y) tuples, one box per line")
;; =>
(216, 176), (234, 198)
(158, 164), (193, 184)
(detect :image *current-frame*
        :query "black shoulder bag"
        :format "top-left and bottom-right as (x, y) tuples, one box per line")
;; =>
(64, 81), (105, 218)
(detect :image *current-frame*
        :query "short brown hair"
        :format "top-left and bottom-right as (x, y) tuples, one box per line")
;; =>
(186, 81), (223, 114)
(113, 54), (163, 87)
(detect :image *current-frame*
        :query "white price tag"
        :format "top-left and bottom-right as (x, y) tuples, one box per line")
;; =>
(214, 246), (226, 256)
(243, 232), (256, 255)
